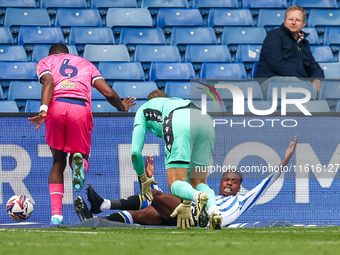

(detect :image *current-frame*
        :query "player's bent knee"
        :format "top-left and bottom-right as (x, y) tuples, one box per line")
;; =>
(151, 189), (162, 199)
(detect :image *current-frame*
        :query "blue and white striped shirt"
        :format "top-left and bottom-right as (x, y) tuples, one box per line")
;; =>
(216, 171), (281, 227)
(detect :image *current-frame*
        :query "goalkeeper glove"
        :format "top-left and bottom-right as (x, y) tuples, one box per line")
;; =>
(138, 173), (158, 201)
(170, 200), (194, 229)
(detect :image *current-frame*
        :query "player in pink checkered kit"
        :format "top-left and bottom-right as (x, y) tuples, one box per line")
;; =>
(28, 43), (136, 225)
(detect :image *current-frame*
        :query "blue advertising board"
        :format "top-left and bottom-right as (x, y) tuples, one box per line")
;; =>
(0, 115), (339, 225)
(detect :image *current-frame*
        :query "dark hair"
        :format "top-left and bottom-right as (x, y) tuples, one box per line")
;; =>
(222, 168), (243, 184)
(49, 43), (69, 55)
(147, 90), (168, 101)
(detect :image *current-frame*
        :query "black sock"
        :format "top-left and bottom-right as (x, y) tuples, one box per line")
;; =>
(105, 213), (125, 223)
(110, 195), (142, 210)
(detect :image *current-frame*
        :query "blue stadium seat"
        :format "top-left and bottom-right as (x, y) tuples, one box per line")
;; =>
(221, 27), (267, 54)
(302, 27), (320, 45)
(24, 100), (40, 113)
(335, 100), (340, 112)
(112, 81), (158, 99)
(0, 62), (37, 81)
(0, 27), (13, 44)
(215, 81), (263, 107)
(0, 0), (35, 20)
(251, 62), (258, 79)
(291, 0), (338, 9)
(242, 0), (288, 8)
(32, 45), (78, 62)
(119, 28), (166, 51)
(4, 8), (50, 33)
(41, 0), (87, 16)
(134, 45), (181, 70)
(128, 100), (147, 112)
(41, 0), (87, 8)
(310, 46), (334, 62)
(319, 62), (340, 79)
(170, 27), (217, 52)
(149, 62), (195, 85)
(83, 45), (130, 63)
(92, 0), (137, 16)
(192, 99), (227, 113)
(106, 8), (153, 34)
(286, 100), (331, 113)
(98, 62), (145, 85)
(319, 81), (340, 110)
(185, 45), (231, 71)
(208, 9), (253, 34)
(193, 0), (238, 8)
(0, 86), (4, 100)
(192, 0), (238, 15)
(156, 8), (203, 34)
(0, 0), (36, 7)
(164, 81), (191, 99)
(142, 0), (188, 16)
(55, 9), (101, 35)
(91, 87), (106, 100)
(91, 100), (120, 113)
(165, 81), (221, 101)
(0, 101), (19, 113)
(142, 0), (188, 8)
(200, 63), (248, 80)
(235, 45), (262, 70)
(92, 0), (137, 8)
(257, 9), (286, 30)
(242, 0), (288, 22)
(17, 27), (64, 52)
(324, 27), (340, 53)
(68, 27), (115, 52)
(266, 81), (316, 102)
(308, 9), (340, 34)
(0, 45), (27, 61)
(7, 81), (41, 110)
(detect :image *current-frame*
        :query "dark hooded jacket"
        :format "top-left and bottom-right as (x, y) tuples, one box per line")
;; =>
(256, 23), (324, 79)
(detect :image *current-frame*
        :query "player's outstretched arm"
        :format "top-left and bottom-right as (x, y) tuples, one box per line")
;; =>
(28, 73), (54, 130)
(278, 135), (298, 169)
(131, 126), (157, 201)
(94, 79), (136, 112)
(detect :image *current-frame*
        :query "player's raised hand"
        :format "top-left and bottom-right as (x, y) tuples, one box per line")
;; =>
(145, 156), (155, 178)
(28, 111), (47, 130)
(138, 172), (157, 201)
(278, 136), (298, 169)
(121, 96), (136, 112)
(170, 200), (195, 229)
(285, 135), (297, 161)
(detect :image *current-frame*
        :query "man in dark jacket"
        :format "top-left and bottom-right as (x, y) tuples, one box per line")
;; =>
(256, 5), (324, 98)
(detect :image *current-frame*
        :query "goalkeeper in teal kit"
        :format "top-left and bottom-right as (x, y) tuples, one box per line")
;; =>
(131, 90), (222, 229)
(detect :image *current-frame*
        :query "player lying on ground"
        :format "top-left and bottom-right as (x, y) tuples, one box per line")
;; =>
(75, 136), (297, 227)
(131, 90), (220, 229)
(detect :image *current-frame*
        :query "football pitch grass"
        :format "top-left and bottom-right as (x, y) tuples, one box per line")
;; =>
(1, 226), (340, 255)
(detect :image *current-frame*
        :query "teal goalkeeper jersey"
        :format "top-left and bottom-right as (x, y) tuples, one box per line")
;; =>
(131, 97), (192, 175)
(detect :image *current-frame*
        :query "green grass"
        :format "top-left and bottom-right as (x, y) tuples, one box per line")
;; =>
(1, 226), (340, 255)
